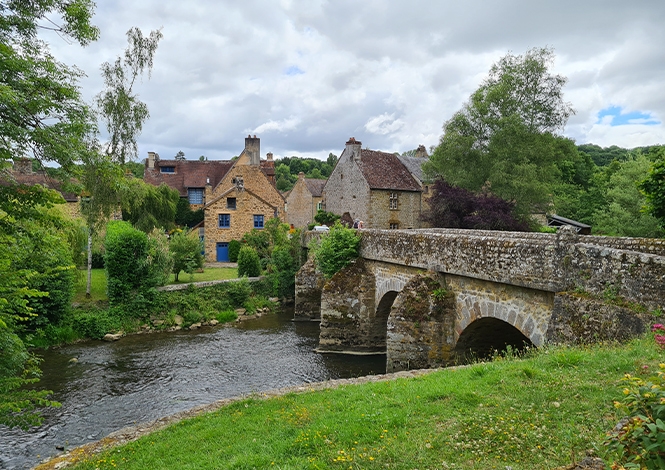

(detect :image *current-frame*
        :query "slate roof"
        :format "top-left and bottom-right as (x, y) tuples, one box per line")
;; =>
(144, 159), (234, 197)
(396, 154), (426, 183)
(358, 150), (422, 191)
(304, 178), (326, 197)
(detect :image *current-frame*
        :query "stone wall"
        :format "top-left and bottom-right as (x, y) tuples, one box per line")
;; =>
(368, 189), (422, 229)
(286, 176), (315, 228)
(294, 258), (325, 321)
(322, 148), (371, 224)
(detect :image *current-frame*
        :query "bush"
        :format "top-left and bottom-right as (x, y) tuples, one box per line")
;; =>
(237, 246), (261, 277)
(310, 222), (361, 278)
(69, 308), (121, 339)
(269, 245), (297, 299)
(228, 240), (241, 262)
(225, 278), (252, 306)
(169, 231), (203, 281)
(216, 310), (238, 323)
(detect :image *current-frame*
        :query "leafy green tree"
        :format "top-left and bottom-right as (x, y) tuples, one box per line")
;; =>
(314, 210), (340, 226)
(593, 155), (663, 238)
(310, 222), (361, 278)
(121, 179), (179, 232)
(237, 246), (261, 277)
(228, 240), (241, 263)
(175, 197), (204, 228)
(640, 148), (665, 228)
(169, 232), (203, 282)
(0, 0), (98, 169)
(96, 27), (163, 164)
(424, 47), (576, 217)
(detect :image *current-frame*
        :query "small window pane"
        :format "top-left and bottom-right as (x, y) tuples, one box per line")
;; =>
(227, 197), (236, 209)
(188, 188), (204, 204)
(253, 215), (264, 229)
(218, 214), (230, 228)
(160, 166), (175, 173)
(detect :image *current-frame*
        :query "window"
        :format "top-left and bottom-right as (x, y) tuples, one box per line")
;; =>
(218, 213), (230, 228)
(188, 188), (204, 204)
(160, 166), (175, 173)
(253, 214), (264, 229)
(227, 197), (236, 210)
(390, 223), (399, 229)
(317, 201), (323, 211)
(389, 192), (398, 210)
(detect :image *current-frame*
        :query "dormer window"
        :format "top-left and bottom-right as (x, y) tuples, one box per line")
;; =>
(160, 166), (175, 173)
(188, 188), (204, 204)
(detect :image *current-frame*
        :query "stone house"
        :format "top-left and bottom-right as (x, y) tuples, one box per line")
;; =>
(203, 136), (285, 261)
(1, 158), (81, 218)
(322, 138), (424, 229)
(144, 136), (284, 262)
(285, 172), (326, 228)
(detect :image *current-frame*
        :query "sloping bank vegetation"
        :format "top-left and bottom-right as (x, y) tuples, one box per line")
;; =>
(37, 334), (664, 470)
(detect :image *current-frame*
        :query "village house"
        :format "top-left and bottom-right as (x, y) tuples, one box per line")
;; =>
(322, 138), (425, 229)
(285, 172), (326, 228)
(1, 158), (81, 218)
(144, 136), (284, 262)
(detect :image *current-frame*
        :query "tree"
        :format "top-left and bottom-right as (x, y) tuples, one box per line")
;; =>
(237, 246), (261, 277)
(174, 150), (186, 160)
(640, 148), (665, 228)
(120, 179), (179, 233)
(424, 47), (576, 217)
(169, 232), (203, 282)
(96, 27), (163, 164)
(422, 179), (529, 231)
(310, 222), (361, 278)
(0, 0), (98, 170)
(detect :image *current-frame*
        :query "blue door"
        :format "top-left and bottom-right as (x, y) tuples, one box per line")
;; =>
(216, 242), (229, 262)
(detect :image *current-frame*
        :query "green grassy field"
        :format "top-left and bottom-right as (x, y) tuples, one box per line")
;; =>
(64, 336), (664, 470)
(73, 267), (239, 303)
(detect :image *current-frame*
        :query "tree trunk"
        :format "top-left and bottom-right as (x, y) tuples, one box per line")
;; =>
(86, 230), (93, 298)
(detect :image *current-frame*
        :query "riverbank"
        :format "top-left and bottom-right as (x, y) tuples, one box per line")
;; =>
(36, 336), (663, 470)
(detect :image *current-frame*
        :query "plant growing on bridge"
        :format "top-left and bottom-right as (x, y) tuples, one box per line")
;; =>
(310, 222), (361, 278)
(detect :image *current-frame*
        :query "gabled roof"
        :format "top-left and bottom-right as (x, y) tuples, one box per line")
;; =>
(304, 178), (326, 197)
(1, 166), (79, 202)
(396, 154), (426, 183)
(144, 159), (234, 197)
(358, 149), (422, 192)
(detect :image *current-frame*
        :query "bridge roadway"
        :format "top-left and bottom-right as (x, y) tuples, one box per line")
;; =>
(296, 227), (665, 371)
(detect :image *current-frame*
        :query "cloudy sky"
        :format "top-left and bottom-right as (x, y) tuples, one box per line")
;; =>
(45, 0), (665, 161)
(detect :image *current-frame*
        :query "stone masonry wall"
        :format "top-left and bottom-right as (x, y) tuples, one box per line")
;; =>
(294, 257), (325, 321)
(323, 149), (371, 225)
(286, 177), (314, 228)
(368, 189), (422, 230)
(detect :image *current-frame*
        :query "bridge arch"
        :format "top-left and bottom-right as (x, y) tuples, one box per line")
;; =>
(454, 317), (534, 361)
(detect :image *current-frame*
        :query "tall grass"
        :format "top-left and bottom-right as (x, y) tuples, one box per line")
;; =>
(65, 337), (664, 470)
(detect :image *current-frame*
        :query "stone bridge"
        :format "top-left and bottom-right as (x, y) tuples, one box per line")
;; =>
(295, 227), (665, 371)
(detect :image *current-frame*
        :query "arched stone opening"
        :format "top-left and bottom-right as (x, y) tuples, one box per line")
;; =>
(454, 317), (534, 362)
(373, 291), (398, 350)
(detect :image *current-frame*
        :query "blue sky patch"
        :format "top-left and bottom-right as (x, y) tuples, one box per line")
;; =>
(284, 65), (305, 76)
(597, 106), (660, 126)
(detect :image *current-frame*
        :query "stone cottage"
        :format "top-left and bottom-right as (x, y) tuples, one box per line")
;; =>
(144, 136), (284, 261)
(202, 136), (284, 262)
(285, 172), (326, 228)
(322, 138), (424, 229)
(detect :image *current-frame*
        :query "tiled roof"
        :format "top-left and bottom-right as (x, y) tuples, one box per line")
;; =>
(0, 170), (79, 202)
(304, 178), (326, 197)
(358, 150), (422, 191)
(144, 159), (234, 197)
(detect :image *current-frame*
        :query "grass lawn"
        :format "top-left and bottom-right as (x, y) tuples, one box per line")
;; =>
(63, 336), (665, 470)
(73, 267), (239, 303)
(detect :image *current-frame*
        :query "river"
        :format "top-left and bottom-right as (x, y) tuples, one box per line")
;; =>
(0, 309), (385, 469)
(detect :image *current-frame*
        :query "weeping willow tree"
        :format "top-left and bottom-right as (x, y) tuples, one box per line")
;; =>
(120, 178), (180, 233)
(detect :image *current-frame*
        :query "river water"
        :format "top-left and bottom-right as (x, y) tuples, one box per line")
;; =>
(0, 309), (385, 469)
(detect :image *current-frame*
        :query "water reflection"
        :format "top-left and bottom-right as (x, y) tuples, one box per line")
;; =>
(0, 308), (385, 469)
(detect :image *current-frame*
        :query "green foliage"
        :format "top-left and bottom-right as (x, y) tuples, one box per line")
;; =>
(104, 221), (172, 309)
(169, 232), (203, 282)
(121, 179), (179, 233)
(310, 222), (361, 278)
(241, 229), (271, 260)
(228, 239), (241, 263)
(237, 246), (261, 278)
(273, 157), (334, 191)
(96, 27), (163, 164)
(606, 363), (665, 468)
(68, 307), (121, 339)
(593, 155), (664, 238)
(174, 197), (204, 228)
(269, 246), (297, 299)
(640, 149), (665, 228)
(425, 47), (577, 217)
(314, 210), (340, 226)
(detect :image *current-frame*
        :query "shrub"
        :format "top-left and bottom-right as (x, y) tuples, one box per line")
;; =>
(216, 310), (238, 323)
(69, 308), (121, 339)
(169, 231), (203, 281)
(225, 278), (252, 306)
(237, 246), (261, 277)
(310, 221), (361, 278)
(314, 210), (340, 226)
(228, 240), (241, 262)
(269, 245), (297, 299)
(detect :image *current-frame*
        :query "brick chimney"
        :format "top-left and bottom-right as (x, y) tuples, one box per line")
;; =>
(345, 137), (362, 162)
(245, 135), (260, 165)
(13, 158), (33, 174)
